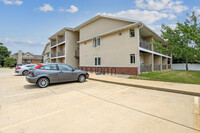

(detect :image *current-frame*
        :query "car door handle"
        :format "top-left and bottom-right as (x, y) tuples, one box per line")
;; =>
(59, 71), (63, 74)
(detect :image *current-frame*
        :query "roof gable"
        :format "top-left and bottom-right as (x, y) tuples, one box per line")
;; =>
(74, 15), (137, 31)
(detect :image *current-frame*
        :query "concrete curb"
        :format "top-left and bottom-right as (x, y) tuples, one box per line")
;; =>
(89, 78), (200, 97)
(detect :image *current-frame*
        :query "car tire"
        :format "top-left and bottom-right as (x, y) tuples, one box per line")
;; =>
(78, 75), (86, 83)
(22, 70), (28, 76)
(37, 77), (49, 88)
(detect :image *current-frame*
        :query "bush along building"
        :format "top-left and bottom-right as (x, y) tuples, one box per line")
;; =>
(43, 15), (172, 75)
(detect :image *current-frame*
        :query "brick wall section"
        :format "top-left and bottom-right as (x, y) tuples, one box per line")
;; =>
(31, 60), (41, 64)
(80, 66), (138, 75)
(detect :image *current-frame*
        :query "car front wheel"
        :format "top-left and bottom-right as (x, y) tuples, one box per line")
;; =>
(22, 70), (28, 76)
(37, 77), (49, 88)
(78, 75), (86, 83)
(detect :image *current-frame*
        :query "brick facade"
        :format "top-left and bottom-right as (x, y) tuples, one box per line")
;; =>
(31, 59), (41, 64)
(80, 66), (138, 75)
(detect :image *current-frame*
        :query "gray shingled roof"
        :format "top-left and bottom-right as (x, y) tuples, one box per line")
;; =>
(10, 52), (42, 60)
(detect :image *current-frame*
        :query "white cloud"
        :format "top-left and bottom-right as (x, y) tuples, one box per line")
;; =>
(168, 14), (177, 20)
(194, 7), (200, 17)
(67, 5), (78, 13)
(98, 9), (175, 24)
(149, 24), (176, 35)
(1, 0), (23, 5)
(39, 4), (54, 12)
(15, 0), (22, 5)
(135, 0), (188, 13)
(0, 38), (46, 54)
(59, 5), (78, 13)
(1, 38), (33, 44)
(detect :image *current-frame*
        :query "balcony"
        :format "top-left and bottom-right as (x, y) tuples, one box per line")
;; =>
(140, 39), (151, 50)
(154, 65), (161, 71)
(162, 65), (167, 70)
(140, 64), (152, 73)
(168, 64), (171, 69)
(75, 49), (79, 58)
(58, 36), (65, 44)
(51, 53), (56, 58)
(51, 41), (56, 47)
(58, 51), (65, 57)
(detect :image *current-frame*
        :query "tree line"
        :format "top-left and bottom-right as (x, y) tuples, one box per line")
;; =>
(0, 43), (16, 67)
(153, 12), (200, 70)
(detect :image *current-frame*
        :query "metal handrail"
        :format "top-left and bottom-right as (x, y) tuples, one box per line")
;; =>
(58, 51), (65, 56)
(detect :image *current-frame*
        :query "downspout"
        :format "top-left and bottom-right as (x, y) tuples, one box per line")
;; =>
(137, 23), (143, 75)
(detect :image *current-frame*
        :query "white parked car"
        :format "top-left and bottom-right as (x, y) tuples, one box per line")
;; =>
(15, 64), (37, 75)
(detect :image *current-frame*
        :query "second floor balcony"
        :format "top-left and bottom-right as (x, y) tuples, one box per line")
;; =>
(58, 36), (65, 44)
(51, 53), (56, 58)
(51, 41), (56, 47)
(58, 51), (65, 57)
(140, 39), (152, 50)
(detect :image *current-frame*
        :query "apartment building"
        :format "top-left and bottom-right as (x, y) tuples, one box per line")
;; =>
(49, 28), (79, 68)
(46, 15), (172, 75)
(43, 42), (50, 63)
(11, 50), (42, 64)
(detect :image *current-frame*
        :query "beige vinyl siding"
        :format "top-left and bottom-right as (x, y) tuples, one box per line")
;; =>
(65, 31), (79, 68)
(79, 17), (133, 40)
(80, 27), (139, 67)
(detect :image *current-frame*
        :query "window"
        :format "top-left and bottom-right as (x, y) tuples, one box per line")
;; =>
(95, 57), (101, 66)
(93, 37), (101, 47)
(47, 53), (49, 57)
(130, 54), (135, 64)
(130, 29), (135, 37)
(39, 64), (58, 70)
(58, 64), (73, 71)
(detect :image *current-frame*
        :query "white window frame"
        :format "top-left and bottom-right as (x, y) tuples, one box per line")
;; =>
(93, 37), (101, 47)
(130, 54), (135, 64)
(95, 57), (101, 66)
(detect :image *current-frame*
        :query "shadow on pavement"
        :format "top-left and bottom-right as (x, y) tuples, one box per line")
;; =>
(14, 74), (23, 76)
(49, 81), (78, 87)
(24, 84), (41, 89)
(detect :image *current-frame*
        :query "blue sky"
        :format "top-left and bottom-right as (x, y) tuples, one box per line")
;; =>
(0, 0), (199, 55)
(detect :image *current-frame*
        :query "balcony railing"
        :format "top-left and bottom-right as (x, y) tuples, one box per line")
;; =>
(75, 49), (79, 58)
(162, 65), (167, 70)
(58, 36), (65, 44)
(168, 64), (171, 69)
(51, 53), (56, 58)
(140, 39), (151, 50)
(58, 51), (65, 56)
(154, 65), (161, 71)
(51, 41), (56, 47)
(140, 64), (152, 73)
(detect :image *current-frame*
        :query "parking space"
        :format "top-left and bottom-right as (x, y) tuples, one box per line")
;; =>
(0, 69), (199, 133)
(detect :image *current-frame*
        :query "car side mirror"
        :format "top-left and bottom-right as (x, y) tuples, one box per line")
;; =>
(72, 68), (75, 71)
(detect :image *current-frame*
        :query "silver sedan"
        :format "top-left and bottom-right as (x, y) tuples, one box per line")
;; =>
(26, 63), (89, 88)
(15, 64), (37, 75)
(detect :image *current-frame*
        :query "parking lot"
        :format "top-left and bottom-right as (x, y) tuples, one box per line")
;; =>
(0, 68), (199, 133)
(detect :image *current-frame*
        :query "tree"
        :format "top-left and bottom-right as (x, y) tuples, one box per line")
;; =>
(153, 12), (200, 70)
(4, 57), (16, 67)
(0, 43), (11, 66)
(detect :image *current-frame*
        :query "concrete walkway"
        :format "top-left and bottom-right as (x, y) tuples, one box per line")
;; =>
(89, 73), (200, 96)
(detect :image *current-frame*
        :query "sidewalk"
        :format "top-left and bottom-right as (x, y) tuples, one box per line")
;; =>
(88, 73), (200, 97)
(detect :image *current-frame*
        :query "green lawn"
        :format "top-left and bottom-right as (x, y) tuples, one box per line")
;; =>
(129, 70), (200, 85)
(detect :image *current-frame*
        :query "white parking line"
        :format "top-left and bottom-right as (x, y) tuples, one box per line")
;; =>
(194, 97), (200, 132)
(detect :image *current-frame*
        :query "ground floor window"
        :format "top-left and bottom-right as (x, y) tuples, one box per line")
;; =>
(130, 54), (135, 64)
(95, 57), (101, 66)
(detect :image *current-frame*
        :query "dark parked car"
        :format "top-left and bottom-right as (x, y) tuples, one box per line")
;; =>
(26, 63), (89, 88)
